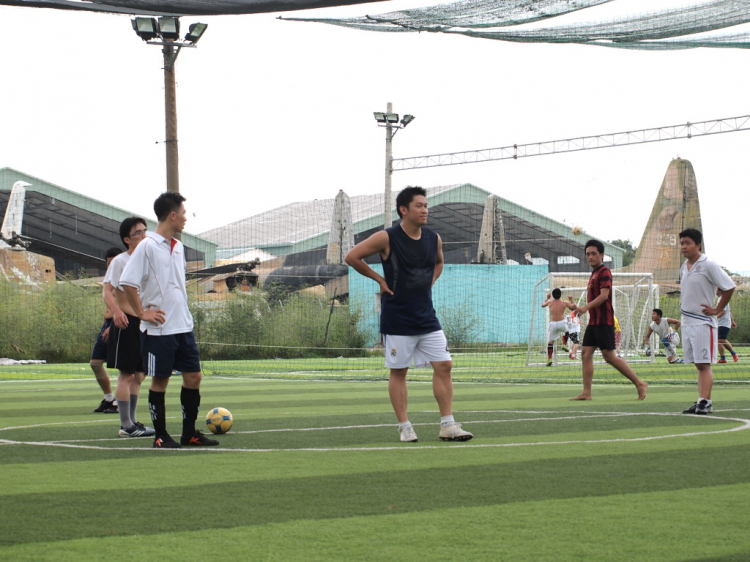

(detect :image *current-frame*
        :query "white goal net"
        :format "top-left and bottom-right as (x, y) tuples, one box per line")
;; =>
(526, 272), (657, 366)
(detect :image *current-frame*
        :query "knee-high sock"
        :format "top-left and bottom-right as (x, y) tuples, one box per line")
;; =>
(130, 394), (139, 424)
(181, 386), (200, 437)
(149, 390), (166, 434)
(118, 400), (132, 430)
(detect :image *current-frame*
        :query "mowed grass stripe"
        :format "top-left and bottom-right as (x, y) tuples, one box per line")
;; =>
(2, 444), (750, 547)
(4, 484), (748, 562)
(4, 428), (750, 495)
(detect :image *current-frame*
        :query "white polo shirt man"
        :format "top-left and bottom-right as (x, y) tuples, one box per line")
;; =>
(120, 231), (193, 336)
(679, 254), (735, 363)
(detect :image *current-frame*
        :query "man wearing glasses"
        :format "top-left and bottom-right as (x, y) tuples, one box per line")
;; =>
(102, 217), (155, 438)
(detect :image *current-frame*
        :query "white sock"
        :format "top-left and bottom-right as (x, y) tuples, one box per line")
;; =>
(104, 393), (114, 401)
(398, 421), (412, 431)
(440, 415), (455, 427)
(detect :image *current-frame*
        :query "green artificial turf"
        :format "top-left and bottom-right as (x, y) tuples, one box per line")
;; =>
(1, 378), (749, 561)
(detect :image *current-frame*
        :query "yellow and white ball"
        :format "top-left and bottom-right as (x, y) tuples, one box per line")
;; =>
(572, 225), (583, 235)
(205, 407), (233, 434)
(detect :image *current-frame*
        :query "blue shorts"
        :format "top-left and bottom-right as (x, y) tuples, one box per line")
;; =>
(91, 319), (112, 361)
(142, 331), (201, 378)
(718, 326), (730, 340)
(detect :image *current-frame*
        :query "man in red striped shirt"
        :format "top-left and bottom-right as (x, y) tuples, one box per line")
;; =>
(570, 240), (648, 401)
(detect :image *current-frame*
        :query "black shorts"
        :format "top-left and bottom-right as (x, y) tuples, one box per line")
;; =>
(142, 331), (201, 378)
(566, 331), (580, 345)
(718, 326), (730, 340)
(90, 319), (112, 361)
(582, 324), (616, 351)
(106, 314), (144, 374)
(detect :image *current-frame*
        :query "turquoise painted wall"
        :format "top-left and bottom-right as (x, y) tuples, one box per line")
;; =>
(349, 263), (549, 345)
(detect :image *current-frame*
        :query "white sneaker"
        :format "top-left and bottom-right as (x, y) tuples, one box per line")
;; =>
(439, 422), (473, 442)
(399, 425), (418, 442)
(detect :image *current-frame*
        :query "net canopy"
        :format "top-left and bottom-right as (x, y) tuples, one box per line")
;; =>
(285, 0), (750, 50)
(0, 0), (390, 16)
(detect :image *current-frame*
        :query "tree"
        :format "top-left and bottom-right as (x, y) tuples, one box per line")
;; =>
(609, 239), (637, 267)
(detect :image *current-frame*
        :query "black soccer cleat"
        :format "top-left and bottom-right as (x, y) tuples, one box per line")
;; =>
(153, 433), (181, 449)
(94, 399), (118, 413)
(683, 401), (713, 415)
(695, 399), (713, 415)
(181, 431), (220, 447)
(682, 402), (696, 414)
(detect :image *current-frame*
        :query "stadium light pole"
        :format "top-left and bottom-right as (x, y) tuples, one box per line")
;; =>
(373, 103), (415, 230)
(131, 17), (208, 197)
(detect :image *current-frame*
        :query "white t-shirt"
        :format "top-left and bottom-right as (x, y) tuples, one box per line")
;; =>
(679, 254), (735, 327)
(120, 231), (194, 336)
(649, 318), (670, 339)
(716, 301), (732, 329)
(103, 252), (130, 290)
(565, 312), (580, 333)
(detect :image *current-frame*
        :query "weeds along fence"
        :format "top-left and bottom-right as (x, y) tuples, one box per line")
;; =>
(1, 274), (749, 385)
(0, 277), (369, 365)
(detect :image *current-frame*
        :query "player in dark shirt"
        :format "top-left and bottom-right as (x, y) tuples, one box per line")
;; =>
(345, 187), (473, 443)
(570, 239), (648, 401)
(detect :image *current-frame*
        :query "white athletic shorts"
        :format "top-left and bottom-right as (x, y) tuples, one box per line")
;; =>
(548, 320), (567, 342)
(383, 330), (451, 369)
(682, 324), (718, 364)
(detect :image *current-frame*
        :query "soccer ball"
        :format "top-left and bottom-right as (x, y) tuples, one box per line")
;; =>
(205, 407), (233, 434)
(572, 225), (583, 235)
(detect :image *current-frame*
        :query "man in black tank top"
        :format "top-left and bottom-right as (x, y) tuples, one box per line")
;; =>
(345, 187), (473, 443)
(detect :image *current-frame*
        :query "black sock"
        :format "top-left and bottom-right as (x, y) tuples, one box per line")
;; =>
(181, 386), (200, 437)
(149, 390), (167, 435)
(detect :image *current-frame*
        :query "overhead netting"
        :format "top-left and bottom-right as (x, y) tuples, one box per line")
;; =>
(286, 0), (750, 50)
(0, 0), (389, 16)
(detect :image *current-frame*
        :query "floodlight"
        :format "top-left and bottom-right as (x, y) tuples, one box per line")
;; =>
(373, 112), (386, 123)
(132, 17), (158, 41)
(385, 113), (399, 124)
(185, 22), (208, 44)
(400, 114), (415, 127)
(158, 17), (181, 41)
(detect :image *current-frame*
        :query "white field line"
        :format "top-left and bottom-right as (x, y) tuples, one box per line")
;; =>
(1, 411), (748, 452)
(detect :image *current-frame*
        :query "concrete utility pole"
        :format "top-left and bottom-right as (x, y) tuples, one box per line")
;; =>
(163, 44), (180, 195)
(373, 103), (414, 230)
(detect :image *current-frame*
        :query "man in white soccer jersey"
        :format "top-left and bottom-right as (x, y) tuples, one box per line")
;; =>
(678, 228), (735, 415)
(102, 218), (155, 438)
(643, 309), (683, 364)
(120, 192), (218, 448)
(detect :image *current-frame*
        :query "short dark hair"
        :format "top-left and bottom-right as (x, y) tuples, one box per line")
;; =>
(395, 186), (427, 219)
(154, 191), (186, 222)
(653, 308), (663, 317)
(552, 288), (561, 299)
(105, 247), (123, 260)
(118, 217), (147, 249)
(679, 228), (702, 250)
(584, 239), (604, 254)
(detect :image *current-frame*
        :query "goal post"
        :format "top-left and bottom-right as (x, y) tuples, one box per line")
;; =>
(526, 272), (658, 366)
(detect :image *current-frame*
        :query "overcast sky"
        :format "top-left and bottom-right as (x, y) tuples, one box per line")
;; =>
(1, 0), (749, 273)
